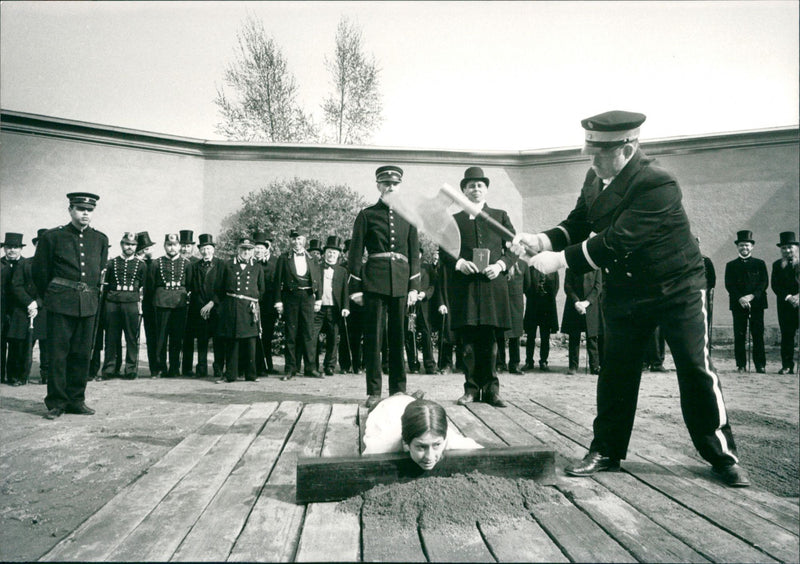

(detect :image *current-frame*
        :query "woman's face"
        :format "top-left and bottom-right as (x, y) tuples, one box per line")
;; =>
(404, 430), (447, 470)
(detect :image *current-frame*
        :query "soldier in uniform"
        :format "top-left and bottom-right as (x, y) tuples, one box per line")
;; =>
(33, 193), (108, 419)
(725, 230), (769, 373)
(148, 233), (192, 378)
(135, 232), (158, 377)
(215, 237), (264, 382)
(315, 235), (350, 375)
(179, 230), (200, 376)
(274, 229), (322, 379)
(513, 111), (748, 487)
(2, 233), (27, 385)
(187, 234), (226, 379)
(253, 230), (279, 376)
(102, 232), (147, 379)
(771, 231), (799, 374)
(349, 165), (421, 408)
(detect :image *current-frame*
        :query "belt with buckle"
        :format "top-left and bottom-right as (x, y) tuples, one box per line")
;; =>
(226, 292), (259, 303)
(369, 252), (408, 262)
(51, 277), (92, 292)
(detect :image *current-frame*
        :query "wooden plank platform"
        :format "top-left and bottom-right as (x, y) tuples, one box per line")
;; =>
(43, 399), (799, 562)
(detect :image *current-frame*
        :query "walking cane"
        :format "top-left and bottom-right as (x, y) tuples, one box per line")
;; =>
(342, 315), (353, 373)
(22, 315), (34, 384)
(746, 307), (752, 373)
(131, 303), (144, 379)
(437, 311), (448, 372)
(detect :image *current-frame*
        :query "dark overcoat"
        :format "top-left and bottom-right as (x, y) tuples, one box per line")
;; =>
(9, 257), (47, 340)
(561, 267), (603, 337)
(505, 260), (527, 338)
(215, 258), (265, 339)
(724, 257), (769, 311)
(771, 258), (800, 328)
(188, 256), (226, 332)
(523, 267), (560, 333)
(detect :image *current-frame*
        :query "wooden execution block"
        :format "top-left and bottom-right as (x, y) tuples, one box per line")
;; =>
(296, 446), (556, 503)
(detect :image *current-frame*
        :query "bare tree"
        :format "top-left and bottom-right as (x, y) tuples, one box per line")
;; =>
(215, 15), (317, 142)
(322, 17), (383, 145)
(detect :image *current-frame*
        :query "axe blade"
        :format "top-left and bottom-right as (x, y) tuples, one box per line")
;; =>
(382, 186), (461, 259)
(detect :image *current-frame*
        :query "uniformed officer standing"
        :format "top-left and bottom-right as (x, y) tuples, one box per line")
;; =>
(148, 233), (192, 378)
(135, 232), (158, 376)
(33, 193), (108, 419)
(348, 166), (420, 408)
(2, 233), (27, 386)
(102, 232), (147, 379)
(252, 230), (279, 376)
(513, 111), (748, 487)
(187, 234), (226, 379)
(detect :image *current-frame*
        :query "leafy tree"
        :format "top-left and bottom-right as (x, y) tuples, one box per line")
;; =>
(214, 15), (317, 142)
(322, 17), (383, 144)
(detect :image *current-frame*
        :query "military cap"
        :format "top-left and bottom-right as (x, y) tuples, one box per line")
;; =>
(460, 166), (490, 190)
(198, 233), (215, 247)
(289, 227), (303, 238)
(376, 165), (403, 183)
(734, 230), (755, 244)
(777, 231), (799, 247)
(120, 232), (137, 245)
(582, 110), (646, 154)
(0, 232), (25, 247)
(165, 233), (181, 244)
(32, 228), (48, 245)
(67, 192), (100, 209)
(136, 231), (155, 251)
(308, 238), (323, 253)
(253, 230), (273, 245)
(179, 230), (195, 245)
(237, 237), (255, 249)
(323, 235), (343, 251)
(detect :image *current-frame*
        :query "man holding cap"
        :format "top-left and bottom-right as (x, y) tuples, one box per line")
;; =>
(33, 193), (108, 419)
(348, 165), (420, 408)
(771, 231), (799, 374)
(511, 111), (748, 487)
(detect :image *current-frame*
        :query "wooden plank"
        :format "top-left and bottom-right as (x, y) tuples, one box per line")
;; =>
(558, 479), (709, 563)
(594, 471), (779, 563)
(445, 404), (508, 448)
(227, 402), (331, 562)
(295, 404), (361, 563)
(466, 401), (547, 446)
(107, 403), (275, 562)
(42, 404), (249, 562)
(362, 514), (427, 562)
(420, 525), (496, 562)
(171, 401), (302, 562)
(297, 446), (556, 503)
(479, 519), (569, 562)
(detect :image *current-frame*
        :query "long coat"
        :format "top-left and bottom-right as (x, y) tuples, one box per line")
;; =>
(561, 267), (603, 337)
(725, 256), (769, 311)
(439, 204), (515, 331)
(523, 267), (560, 333)
(771, 258), (800, 328)
(9, 257), (47, 340)
(215, 258), (265, 339)
(188, 256), (226, 332)
(505, 260), (527, 338)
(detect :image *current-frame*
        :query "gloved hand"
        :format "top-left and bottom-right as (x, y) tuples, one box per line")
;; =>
(530, 251), (567, 274)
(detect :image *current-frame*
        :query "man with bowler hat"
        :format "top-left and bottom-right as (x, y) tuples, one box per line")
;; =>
(253, 230), (279, 376)
(725, 230), (768, 373)
(33, 193), (108, 418)
(315, 235), (350, 375)
(186, 234), (225, 378)
(349, 166), (420, 408)
(135, 231), (158, 376)
(2, 233), (27, 385)
(512, 111), (748, 487)
(771, 231), (799, 374)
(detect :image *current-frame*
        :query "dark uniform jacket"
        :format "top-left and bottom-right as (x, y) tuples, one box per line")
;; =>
(148, 255), (192, 309)
(440, 205), (514, 330)
(257, 254), (279, 309)
(320, 262), (350, 313)
(561, 267), (603, 337)
(104, 255), (147, 304)
(542, 150), (705, 300)
(9, 257), (47, 340)
(523, 267), (560, 333)
(32, 223), (109, 318)
(724, 256), (768, 311)
(506, 260), (527, 338)
(348, 200), (421, 298)
(771, 258), (799, 324)
(215, 257), (265, 339)
(274, 250), (322, 302)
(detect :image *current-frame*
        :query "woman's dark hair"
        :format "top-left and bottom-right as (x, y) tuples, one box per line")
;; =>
(401, 399), (448, 445)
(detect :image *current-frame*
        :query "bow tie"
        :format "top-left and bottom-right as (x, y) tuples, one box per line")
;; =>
(294, 252), (305, 257)
(324, 264), (334, 269)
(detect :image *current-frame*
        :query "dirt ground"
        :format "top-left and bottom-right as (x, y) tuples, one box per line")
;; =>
(1, 342), (797, 562)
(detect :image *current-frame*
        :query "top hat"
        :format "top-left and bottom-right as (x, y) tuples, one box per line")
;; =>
(777, 231), (799, 247)
(308, 238), (323, 253)
(375, 165), (403, 183)
(136, 231), (155, 251)
(581, 110), (646, 154)
(120, 232), (137, 245)
(237, 237), (255, 249)
(323, 235), (343, 251)
(67, 192), (100, 209)
(1, 232), (25, 247)
(289, 227), (303, 239)
(179, 230), (195, 245)
(253, 230), (273, 245)
(32, 228), (48, 245)
(460, 166), (490, 190)
(734, 230), (755, 244)
(198, 233), (215, 247)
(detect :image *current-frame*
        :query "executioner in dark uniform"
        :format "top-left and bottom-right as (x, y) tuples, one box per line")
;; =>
(33, 192), (109, 419)
(512, 111), (749, 487)
(348, 165), (420, 409)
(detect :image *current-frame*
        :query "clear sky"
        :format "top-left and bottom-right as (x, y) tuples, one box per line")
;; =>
(1, 1), (798, 151)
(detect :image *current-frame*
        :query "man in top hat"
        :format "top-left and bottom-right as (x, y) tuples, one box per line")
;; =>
(214, 237), (264, 382)
(307, 239), (323, 263)
(101, 232), (147, 379)
(33, 193), (108, 419)
(252, 230), (279, 376)
(147, 233), (192, 378)
(438, 166), (514, 408)
(187, 234), (226, 379)
(2, 233), (27, 385)
(349, 165), (420, 408)
(135, 231), (159, 376)
(771, 231), (799, 374)
(511, 111), (748, 487)
(179, 229), (200, 376)
(274, 228), (322, 379)
(179, 230), (198, 263)
(725, 230), (769, 373)
(314, 235), (350, 375)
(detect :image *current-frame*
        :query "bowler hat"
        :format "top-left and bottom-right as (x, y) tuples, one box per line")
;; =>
(460, 166), (490, 190)
(67, 192), (100, 209)
(735, 230), (755, 244)
(376, 165), (403, 183)
(32, 228), (48, 245)
(136, 231), (155, 251)
(198, 233), (215, 247)
(0, 232), (25, 247)
(289, 227), (303, 238)
(777, 231), (799, 247)
(253, 230), (273, 245)
(120, 232), (137, 245)
(308, 239), (323, 253)
(323, 235), (343, 251)
(179, 230), (195, 245)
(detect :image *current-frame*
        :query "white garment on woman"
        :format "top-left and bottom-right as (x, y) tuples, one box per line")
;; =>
(363, 394), (483, 454)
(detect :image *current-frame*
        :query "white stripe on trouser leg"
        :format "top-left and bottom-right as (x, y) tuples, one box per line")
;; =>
(700, 289), (738, 463)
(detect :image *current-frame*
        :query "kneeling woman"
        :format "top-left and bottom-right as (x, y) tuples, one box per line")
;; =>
(363, 394), (482, 470)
